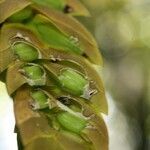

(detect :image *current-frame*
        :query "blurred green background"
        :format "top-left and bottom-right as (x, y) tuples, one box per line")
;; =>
(80, 0), (150, 150)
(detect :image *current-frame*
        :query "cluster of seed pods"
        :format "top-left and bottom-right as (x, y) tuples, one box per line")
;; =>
(0, 0), (108, 150)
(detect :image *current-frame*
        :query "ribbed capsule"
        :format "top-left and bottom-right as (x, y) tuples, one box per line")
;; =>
(22, 64), (46, 86)
(31, 90), (49, 110)
(57, 111), (87, 134)
(58, 68), (88, 96)
(6, 62), (46, 94)
(13, 42), (39, 61)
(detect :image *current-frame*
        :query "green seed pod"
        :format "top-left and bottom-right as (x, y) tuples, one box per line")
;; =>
(58, 69), (88, 96)
(57, 111), (87, 134)
(13, 42), (40, 61)
(22, 64), (46, 86)
(28, 15), (83, 55)
(31, 90), (49, 110)
(23, 65), (43, 80)
(8, 7), (33, 22)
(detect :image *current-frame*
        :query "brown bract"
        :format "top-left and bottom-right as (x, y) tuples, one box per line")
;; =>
(0, 0), (32, 23)
(65, 0), (90, 16)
